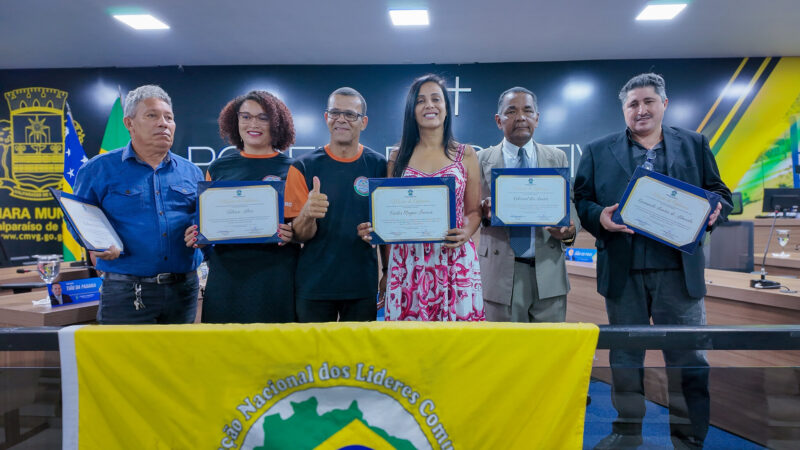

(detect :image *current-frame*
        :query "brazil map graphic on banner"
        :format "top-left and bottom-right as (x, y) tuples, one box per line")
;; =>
(59, 322), (599, 449)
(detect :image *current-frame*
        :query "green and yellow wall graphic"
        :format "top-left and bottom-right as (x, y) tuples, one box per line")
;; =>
(699, 57), (800, 217)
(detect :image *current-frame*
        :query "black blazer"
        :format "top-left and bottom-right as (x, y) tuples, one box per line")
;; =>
(574, 126), (733, 299)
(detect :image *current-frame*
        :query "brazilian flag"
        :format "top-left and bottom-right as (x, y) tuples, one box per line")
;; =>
(99, 97), (128, 154)
(60, 111), (88, 261)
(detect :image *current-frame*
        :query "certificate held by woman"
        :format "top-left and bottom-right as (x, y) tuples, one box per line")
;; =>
(368, 177), (456, 244)
(195, 180), (284, 244)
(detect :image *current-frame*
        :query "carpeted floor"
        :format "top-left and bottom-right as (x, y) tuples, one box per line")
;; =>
(584, 379), (766, 449)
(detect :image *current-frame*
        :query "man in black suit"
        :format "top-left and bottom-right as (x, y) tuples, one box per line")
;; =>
(574, 73), (732, 450)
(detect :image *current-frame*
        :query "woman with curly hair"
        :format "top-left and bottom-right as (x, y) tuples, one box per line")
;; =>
(184, 90), (299, 323)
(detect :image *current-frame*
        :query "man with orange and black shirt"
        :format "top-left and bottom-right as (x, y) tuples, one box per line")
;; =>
(286, 87), (387, 322)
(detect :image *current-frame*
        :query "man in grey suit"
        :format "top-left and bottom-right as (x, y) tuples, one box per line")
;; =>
(575, 73), (732, 450)
(477, 87), (579, 323)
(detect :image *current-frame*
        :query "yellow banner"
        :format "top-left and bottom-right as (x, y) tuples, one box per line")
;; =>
(60, 322), (598, 449)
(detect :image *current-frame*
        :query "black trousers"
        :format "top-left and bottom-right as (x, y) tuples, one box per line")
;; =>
(296, 296), (376, 322)
(605, 269), (710, 446)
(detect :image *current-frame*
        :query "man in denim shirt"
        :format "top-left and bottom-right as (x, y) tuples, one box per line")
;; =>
(74, 85), (203, 324)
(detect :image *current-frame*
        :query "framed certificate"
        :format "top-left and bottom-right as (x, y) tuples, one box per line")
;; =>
(612, 167), (722, 254)
(490, 168), (570, 227)
(50, 188), (125, 253)
(368, 177), (457, 244)
(196, 181), (284, 244)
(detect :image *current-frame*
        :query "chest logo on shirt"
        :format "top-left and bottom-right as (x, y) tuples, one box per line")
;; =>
(262, 175), (281, 182)
(354, 176), (369, 196)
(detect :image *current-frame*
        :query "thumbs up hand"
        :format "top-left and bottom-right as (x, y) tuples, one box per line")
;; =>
(301, 176), (329, 220)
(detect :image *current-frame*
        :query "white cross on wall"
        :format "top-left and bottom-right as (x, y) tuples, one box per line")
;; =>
(446, 76), (471, 116)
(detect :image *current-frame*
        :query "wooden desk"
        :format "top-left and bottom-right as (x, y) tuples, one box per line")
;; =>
(576, 226), (800, 278)
(0, 263), (96, 291)
(0, 264), (97, 368)
(566, 261), (800, 446)
(754, 252), (800, 278)
(0, 291), (98, 328)
(576, 219), (800, 255)
(753, 218), (800, 253)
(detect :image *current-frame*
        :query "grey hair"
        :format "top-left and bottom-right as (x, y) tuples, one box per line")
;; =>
(618, 73), (667, 103)
(497, 87), (538, 115)
(328, 87), (367, 115)
(123, 85), (172, 118)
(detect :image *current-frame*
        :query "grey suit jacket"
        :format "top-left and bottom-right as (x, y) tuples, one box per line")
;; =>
(477, 141), (581, 305)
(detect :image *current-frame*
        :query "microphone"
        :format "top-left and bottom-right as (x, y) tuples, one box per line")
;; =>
(751, 205), (782, 289)
(69, 260), (92, 268)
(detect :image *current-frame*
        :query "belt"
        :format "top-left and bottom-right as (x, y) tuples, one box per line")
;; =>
(104, 272), (189, 285)
(514, 257), (535, 266)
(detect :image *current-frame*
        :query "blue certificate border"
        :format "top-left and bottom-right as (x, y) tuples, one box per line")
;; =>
(195, 180), (284, 245)
(490, 168), (570, 227)
(611, 167), (721, 254)
(368, 177), (457, 244)
(49, 188), (124, 253)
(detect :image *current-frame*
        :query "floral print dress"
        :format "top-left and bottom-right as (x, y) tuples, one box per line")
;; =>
(385, 144), (485, 321)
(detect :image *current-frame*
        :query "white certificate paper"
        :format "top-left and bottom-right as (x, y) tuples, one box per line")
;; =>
(61, 197), (124, 251)
(495, 175), (567, 225)
(620, 177), (711, 247)
(372, 186), (450, 242)
(199, 186), (279, 241)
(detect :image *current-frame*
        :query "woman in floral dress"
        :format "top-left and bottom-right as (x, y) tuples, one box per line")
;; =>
(360, 74), (484, 321)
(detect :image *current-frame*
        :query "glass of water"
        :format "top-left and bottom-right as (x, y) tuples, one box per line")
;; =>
(34, 254), (61, 293)
(776, 229), (790, 258)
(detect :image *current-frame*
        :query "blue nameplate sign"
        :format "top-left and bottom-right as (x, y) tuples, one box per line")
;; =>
(49, 277), (102, 307)
(566, 248), (597, 263)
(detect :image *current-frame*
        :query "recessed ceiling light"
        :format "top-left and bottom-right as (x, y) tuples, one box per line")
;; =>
(389, 10), (429, 26)
(113, 14), (170, 30)
(636, 3), (687, 21)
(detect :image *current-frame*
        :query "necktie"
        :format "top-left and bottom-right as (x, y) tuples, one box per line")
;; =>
(510, 146), (534, 257)
(517, 145), (529, 169)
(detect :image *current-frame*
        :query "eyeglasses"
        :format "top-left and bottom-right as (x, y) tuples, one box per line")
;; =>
(326, 109), (363, 122)
(238, 112), (270, 123)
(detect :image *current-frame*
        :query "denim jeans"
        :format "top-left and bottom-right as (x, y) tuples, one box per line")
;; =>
(98, 272), (199, 324)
